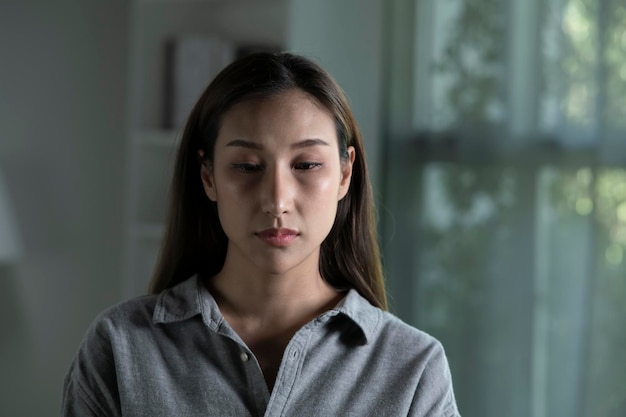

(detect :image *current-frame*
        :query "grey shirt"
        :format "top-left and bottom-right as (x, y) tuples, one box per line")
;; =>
(62, 276), (460, 416)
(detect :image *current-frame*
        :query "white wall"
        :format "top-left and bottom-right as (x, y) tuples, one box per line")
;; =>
(0, 1), (128, 414)
(288, 0), (384, 194)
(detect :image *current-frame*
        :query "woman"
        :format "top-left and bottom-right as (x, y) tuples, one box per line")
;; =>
(63, 52), (460, 416)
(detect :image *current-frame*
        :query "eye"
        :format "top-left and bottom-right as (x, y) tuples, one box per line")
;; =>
(294, 162), (323, 171)
(232, 163), (263, 172)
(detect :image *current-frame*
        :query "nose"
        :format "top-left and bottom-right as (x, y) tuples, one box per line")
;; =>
(261, 165), (293, 218)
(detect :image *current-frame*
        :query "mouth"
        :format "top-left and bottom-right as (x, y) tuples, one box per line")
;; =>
(255, 228), (299, 247)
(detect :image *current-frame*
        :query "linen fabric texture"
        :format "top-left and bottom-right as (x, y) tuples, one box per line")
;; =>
(62, 276), (460, 416)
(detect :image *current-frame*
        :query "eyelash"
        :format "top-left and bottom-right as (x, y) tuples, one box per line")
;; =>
(231, 162), (323, 172)
(294, 162), (323, 170)
(232, 163), (262, 172)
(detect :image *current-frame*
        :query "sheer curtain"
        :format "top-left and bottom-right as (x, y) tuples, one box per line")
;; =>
(381, 1), (626, 416)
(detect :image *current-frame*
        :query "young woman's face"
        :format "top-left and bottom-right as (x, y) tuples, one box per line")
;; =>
(200, 88), (355, 276)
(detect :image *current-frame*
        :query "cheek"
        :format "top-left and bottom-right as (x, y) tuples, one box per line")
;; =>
(302, 177), (341, 215)
(296, 177), (324, 202)
(213, 191), (250, 238)
(212, 176), (253, 220)
(305, 173), (343, 200)
(213, 169), (256, 198)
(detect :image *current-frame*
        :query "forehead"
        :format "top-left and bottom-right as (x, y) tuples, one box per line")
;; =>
(216, 89), (337, 145)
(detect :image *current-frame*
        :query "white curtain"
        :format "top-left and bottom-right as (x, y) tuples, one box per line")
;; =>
(382, 1), (626, 416)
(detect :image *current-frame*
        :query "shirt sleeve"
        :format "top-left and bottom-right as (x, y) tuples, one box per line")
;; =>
(408, 340), (461, 417)
(61, 315), (122, 417)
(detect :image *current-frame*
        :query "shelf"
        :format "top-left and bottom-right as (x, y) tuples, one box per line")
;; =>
(130, 0), (287, 130)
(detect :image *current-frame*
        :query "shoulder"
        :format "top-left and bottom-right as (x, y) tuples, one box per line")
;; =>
(333, 297), (460, 416)
(365, 309), (449, 372)
(337, 290), (446, 359)
(381, 312), (461, 415)
(86, 294), (160, 340)
(379, 310), (442, 350)
(68, 294), (161, 372)
(76, 275), (205, 353)
(374, 312), (460, 416)
(340, 291), (453, 376)
(62, 295), (158, 417)
(66, 293), (163, 381)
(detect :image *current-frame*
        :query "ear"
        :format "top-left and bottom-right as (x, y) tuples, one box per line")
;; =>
(198, 150), (217, 202)
(338, 146), (355, 201)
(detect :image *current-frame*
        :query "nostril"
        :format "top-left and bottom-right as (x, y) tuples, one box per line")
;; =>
(265, 210), (280, 218)
(265, 205), (288, 218)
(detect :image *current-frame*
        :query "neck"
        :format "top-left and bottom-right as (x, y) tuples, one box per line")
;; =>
(208, 264), (341, 325)
(206, 252), (342, 327)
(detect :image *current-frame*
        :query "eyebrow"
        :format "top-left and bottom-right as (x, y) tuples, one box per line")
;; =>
(225, 138), (330, 150)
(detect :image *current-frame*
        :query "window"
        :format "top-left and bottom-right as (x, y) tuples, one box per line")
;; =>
(382, 1), (626, 415)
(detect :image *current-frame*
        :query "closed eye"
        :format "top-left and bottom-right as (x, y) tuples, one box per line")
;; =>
(232, 163), (263, 172)
(294, 162), (323, 170)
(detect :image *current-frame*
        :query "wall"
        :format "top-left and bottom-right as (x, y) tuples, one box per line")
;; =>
(0, 1), (128, 414)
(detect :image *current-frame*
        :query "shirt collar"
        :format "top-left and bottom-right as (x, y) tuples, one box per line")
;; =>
(332, 288), (381, 344)
(152, 275), (204, 324)
(153, 275), (382, 344)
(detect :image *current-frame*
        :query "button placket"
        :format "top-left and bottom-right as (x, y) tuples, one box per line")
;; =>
(266, 325), (316, 416)
(238, 348), (271, 414)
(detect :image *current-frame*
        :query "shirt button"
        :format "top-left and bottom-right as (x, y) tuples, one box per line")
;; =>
(240, 351), (250, 362)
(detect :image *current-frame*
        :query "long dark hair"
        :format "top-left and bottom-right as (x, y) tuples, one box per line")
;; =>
(150, 52), (387, 309)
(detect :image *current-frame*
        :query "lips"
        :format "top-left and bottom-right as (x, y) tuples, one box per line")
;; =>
(256, 228), (299, 247)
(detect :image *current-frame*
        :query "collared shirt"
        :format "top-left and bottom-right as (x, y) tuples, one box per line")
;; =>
(62, 276), (460, 416)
